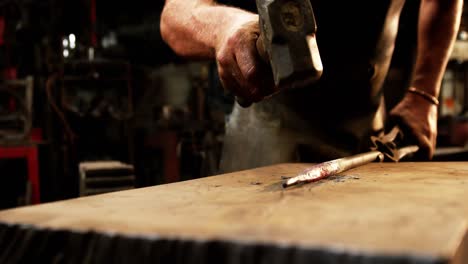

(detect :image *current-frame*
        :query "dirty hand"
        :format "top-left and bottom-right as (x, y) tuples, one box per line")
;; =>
(215, 16), (275, 107)
(389, 91), (438, 160)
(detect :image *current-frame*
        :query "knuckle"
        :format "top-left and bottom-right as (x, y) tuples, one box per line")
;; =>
(244, 65), (258, 82)
(226, 34), (239, 48)
(216, 52), (230, 67)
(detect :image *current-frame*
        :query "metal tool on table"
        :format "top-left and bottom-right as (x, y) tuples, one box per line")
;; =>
(236, 0), (323, 107)
(282, 126), (420, 188)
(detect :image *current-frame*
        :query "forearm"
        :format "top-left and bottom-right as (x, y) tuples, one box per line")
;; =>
(410, 0), (463, 97)
(160, 0), (257, 59)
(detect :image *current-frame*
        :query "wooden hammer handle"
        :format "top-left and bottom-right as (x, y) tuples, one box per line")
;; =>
(256, 33), (269, 63)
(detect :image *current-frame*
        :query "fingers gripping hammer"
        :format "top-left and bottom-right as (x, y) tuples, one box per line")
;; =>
(236, 0), (323, 107)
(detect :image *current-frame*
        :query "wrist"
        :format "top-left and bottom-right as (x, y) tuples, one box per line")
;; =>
(406, 87), (439, 106)
(213, 9), (258, 50)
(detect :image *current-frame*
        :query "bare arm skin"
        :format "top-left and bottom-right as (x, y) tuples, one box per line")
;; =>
(390, 0), (463, 160)
(160, 0), (274, 103)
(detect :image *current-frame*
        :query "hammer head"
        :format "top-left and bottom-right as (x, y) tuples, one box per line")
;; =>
(256, 0), (323, 90)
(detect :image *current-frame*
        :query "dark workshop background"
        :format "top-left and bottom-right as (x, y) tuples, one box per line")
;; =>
(0, 0), (467, 209)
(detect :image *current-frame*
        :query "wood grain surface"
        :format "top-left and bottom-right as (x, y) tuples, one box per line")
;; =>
(1, 162), (468, 264)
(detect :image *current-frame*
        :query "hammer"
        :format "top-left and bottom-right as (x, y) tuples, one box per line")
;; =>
(236, 0), (323, 107)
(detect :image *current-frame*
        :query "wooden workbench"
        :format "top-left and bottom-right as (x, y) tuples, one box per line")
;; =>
(1, 162), (468, 264)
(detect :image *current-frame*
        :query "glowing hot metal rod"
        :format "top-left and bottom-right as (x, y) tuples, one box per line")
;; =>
(282, 126), (420, 188)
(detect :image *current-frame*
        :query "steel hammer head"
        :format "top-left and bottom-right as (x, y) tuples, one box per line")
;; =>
(256, 0), (323, 90)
